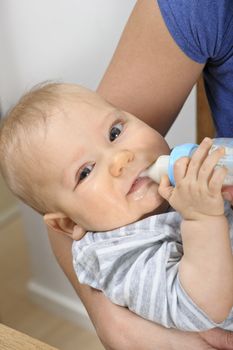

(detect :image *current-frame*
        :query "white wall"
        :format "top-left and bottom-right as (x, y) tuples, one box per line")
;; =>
(0, 0), (196, 328)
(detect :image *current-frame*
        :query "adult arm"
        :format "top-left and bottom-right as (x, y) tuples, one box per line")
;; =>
(97, 0), (204, 136)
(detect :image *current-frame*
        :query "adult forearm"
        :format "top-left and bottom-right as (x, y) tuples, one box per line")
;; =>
(179, 216), (233, 322)
(79, 286), (171, 350)
(60, 284), (233, 350)
(97, 0), (204, 136)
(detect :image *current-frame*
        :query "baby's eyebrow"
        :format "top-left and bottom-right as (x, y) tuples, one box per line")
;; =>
(99, 109), (118, 127)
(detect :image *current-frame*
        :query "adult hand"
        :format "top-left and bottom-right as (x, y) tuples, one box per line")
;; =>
(200, 328), (233, 350)
(164, 328), (233, 350)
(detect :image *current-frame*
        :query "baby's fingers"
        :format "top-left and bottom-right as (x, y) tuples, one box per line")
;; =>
(198, 146), (225, 184)
(209, 166), (228, 195)
(186, 137), (212, 179)
(173, 157), (190, 184)
(158, 175), (173, 201)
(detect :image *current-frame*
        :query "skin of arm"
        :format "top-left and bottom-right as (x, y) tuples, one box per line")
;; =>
(97, 0), (204, 136)
(48, 0), (233, 348)
(159, 138), (233, 323)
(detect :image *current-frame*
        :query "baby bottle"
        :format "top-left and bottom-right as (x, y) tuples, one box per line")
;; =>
(145, 138), (233, 186)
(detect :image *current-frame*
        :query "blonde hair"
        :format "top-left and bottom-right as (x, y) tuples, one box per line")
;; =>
(0, 82), (92, 215)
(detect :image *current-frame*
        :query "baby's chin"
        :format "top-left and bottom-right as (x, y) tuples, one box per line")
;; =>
(118, 200), (170, 227)
(139, 199), (170, 221)
(112, 200), (170, 228)
(89, 200), (170, 232)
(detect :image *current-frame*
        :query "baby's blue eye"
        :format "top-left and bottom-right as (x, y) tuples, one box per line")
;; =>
(109, 122), (123, 142)
(78, 164), (94, 183)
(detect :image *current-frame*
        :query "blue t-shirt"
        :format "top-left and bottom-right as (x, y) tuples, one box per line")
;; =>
(157, 0), (233, 137)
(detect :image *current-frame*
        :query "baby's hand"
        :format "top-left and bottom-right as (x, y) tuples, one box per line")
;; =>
(158, 138), (228, 221)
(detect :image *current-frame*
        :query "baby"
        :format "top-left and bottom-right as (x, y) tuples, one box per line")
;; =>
(0, 82), (233, 331)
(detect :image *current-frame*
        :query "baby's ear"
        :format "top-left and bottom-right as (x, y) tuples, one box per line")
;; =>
(44, 212), (86, 240)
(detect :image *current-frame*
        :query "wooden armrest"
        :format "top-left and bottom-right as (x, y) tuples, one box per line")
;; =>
(0, 323), (58, 350)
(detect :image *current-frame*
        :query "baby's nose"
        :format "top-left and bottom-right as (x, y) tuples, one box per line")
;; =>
(109, 150), (134, 177)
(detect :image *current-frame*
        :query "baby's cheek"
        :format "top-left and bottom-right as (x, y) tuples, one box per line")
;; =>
(93, 207), (132, 231)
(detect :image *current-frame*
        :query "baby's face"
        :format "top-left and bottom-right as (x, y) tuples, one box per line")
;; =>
(42, 92), (170, 232)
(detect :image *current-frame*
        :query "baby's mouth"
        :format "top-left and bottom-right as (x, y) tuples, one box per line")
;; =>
(128, 176), (149, 194)
(127, 171), (152, 200)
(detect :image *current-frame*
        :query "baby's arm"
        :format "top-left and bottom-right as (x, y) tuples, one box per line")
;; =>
(159, 137), (233, 323)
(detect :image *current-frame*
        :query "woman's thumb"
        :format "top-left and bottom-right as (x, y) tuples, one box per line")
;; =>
(200, 328), (233, 350)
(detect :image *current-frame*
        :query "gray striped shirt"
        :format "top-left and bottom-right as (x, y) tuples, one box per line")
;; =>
(72, 204), (233, 331)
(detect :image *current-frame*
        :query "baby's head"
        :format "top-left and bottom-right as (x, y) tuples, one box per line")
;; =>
(0, 83), (170, 239)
